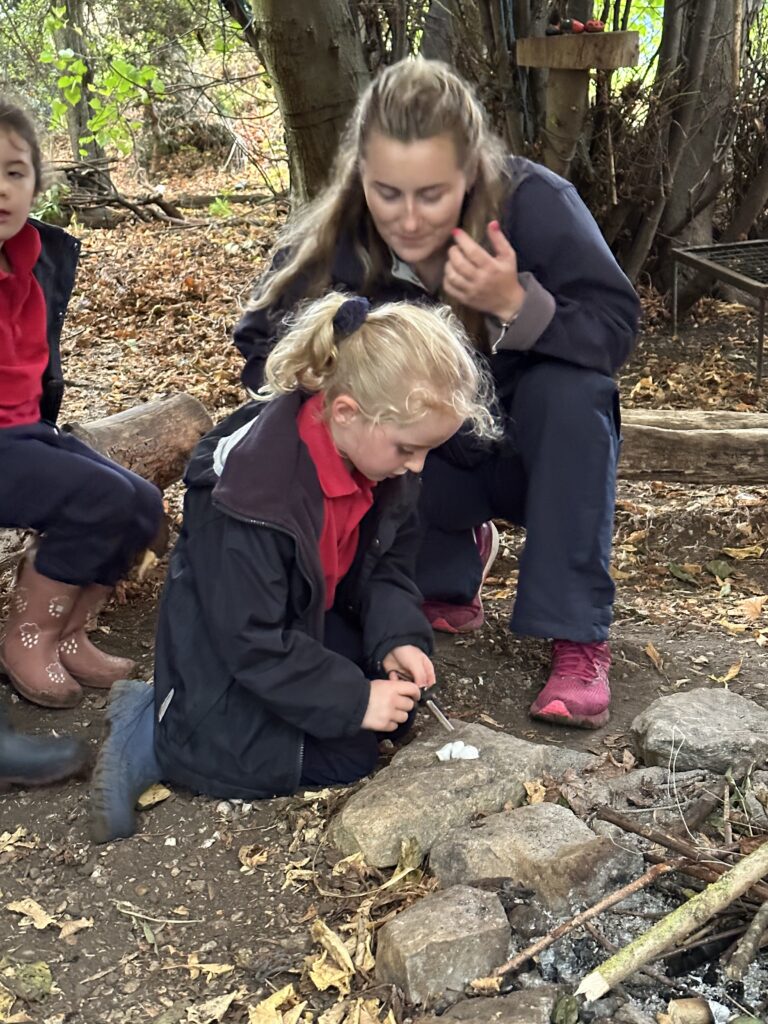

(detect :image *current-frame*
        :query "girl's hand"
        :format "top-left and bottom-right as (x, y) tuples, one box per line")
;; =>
(362, 677), (422, 732)
(443, 220), (526, 323)
(382, 645), (436, 689)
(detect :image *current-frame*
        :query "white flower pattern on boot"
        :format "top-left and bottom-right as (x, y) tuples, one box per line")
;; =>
(18, 623), (41, 649)
(60, 636), (79, 655)
(12, 587), (28, 614)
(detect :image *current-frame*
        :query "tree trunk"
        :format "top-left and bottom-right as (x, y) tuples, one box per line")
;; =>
(420, 0), (461, 62)
(222, 0), (369, 201)
(658, 2), (744, 275)
(54, 0), (111, 190)
(621, 0), (718, 283)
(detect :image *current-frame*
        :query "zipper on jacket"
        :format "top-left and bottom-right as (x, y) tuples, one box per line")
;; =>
(211, 500), (317, 792)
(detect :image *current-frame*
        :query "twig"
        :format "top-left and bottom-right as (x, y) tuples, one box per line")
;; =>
(470, 863), (672, 993)
(723, 783), (733, 846)
(583, 921), (687, 993)
(576, 838), (768, 1001)
(111, 899), (204, 925)
(596, 806), (768, 900)
(725, 900), (768, 980)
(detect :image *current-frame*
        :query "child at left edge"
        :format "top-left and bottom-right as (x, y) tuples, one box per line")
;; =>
(0, 100), (164, 710)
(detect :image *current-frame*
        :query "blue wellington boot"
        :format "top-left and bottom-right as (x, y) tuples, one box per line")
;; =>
(89, 679), (161, 843)
(0, 709), (89, 788)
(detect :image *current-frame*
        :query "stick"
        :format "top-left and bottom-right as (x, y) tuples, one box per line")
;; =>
(644, 849), (768, 904)
(470, 863), (672, 993)
(576, 838), (768, 1001)
(725, 900), (768, 980)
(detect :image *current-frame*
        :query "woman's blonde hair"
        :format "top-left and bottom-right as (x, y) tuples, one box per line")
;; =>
(253, 57), (508, 344)
(260, 292), (499, 441)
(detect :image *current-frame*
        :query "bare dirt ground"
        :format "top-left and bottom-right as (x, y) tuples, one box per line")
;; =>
(1, 176), (767, 1022)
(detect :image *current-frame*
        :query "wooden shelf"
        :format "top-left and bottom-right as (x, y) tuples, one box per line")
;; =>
(516, 31), (639, 70)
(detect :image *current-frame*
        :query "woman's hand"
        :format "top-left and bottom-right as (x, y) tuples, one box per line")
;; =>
(362, 677), (422, 732)
(382, 645), (436, 689)
(443, 220), (526, 322)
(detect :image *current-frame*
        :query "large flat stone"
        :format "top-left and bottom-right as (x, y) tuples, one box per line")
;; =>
(415, 986), (565, 1024)
(331, 723), (597, 867)
(429, 803), (643, 913)
(631, 688), (768, 773)
(375, 885), (510, 1005)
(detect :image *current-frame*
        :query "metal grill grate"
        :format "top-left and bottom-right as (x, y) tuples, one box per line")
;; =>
(675, 240), (768, 289)
(671, 239), (768, 386)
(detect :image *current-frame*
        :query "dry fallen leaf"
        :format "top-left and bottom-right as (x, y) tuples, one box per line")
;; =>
(736, 595), (768, 622)
(137, 783), (173, 810)
(0, 983), (15, 1019)
(644, 642), (664, 673)
(187, 988), (245, 1024)
(58, 917), (94, 940)
(524, 779), (547, 804)
(5, 898), (55, 930)
(247, 983), (296, 1024)
(722, 545), (764, 560)
(238, 844), (270, 870)
(184, 954), (234, 982)
(719, 619), (749, 635)
(710, 660), (743, 686)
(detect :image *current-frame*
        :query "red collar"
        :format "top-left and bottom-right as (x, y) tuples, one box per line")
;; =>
(0, 222), (41, 279)
(297, 393), (374, 498)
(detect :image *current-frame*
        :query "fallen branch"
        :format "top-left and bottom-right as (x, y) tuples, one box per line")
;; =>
(597, 807), (768, 901)
(725, 900), (768, 981)
(470, 863), (671, 993)
(576, 838), (768, 1001)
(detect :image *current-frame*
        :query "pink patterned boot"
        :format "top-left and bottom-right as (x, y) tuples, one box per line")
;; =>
(529, 639), (611, 729)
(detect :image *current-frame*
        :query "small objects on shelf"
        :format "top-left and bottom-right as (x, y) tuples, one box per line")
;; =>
(585, 18), (605, 31)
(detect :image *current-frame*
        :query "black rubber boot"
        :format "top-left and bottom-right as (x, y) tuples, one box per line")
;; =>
(0, 708), (89, 788)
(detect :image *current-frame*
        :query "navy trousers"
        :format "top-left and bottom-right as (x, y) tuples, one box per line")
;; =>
(416, 358), (621, 644)
(0, 422), (164, 587)
(300, 608), (415, 787)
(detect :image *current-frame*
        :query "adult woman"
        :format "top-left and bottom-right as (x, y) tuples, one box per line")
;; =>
(232, 58), (640, 728)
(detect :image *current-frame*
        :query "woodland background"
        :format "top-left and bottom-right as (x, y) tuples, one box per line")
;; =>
(0, 0), (766, 311)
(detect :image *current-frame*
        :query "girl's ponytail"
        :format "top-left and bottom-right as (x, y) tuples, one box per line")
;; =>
(263, 293), (350, 396)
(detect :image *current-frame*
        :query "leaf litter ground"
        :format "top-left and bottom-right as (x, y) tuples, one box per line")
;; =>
(1, 181), (768, 1022)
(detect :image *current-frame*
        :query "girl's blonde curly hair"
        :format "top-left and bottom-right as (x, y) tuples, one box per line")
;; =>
(260, 292), (499, 441)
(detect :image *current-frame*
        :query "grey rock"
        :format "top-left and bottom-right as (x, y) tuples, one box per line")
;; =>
(374, 885), (510, 1004)
(631, 689), (768, 773)
(331, 723), (597, 866)
(414, 986), (565, 1024)
(429, 804), (643, 913)
(612, 1005), (656, 1024)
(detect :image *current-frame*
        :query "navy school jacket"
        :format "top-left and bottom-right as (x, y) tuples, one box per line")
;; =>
(30, 219), (81, 425)
(152, 394), (433, 799)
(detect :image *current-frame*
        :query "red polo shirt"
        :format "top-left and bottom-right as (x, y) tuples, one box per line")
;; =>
(0, 223), (48, 428)
(297, 393), (375, 609)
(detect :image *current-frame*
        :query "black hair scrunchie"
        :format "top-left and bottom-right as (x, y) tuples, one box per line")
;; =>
(332, 296), (371, 339)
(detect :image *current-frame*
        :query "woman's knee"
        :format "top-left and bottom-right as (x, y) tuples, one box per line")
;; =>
(513, 360), (619, 431)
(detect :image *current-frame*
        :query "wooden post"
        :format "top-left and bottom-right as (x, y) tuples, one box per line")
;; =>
(516, 31), (639, 177)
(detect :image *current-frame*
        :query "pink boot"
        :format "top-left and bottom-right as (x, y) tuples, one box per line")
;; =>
(529, 640), (611, 729)
(0, 560), (82, 708)
(424, 522), (500, 634)
(59, 584), (135, 688)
